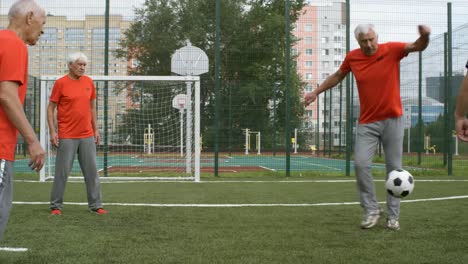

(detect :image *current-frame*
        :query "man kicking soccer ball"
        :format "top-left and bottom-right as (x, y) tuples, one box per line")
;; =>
(304, 24), (430, 230)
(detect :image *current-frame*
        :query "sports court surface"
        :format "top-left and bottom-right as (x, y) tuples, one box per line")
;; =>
(13, 154), (387, 174)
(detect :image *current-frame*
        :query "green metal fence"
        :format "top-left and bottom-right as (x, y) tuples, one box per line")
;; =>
(2, 0), (468, 177)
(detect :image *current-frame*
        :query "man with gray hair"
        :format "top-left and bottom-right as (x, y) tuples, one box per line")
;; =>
(304, 24), (430, 230)
(47, 52), (107, 215)
(0, 0), (46, 242)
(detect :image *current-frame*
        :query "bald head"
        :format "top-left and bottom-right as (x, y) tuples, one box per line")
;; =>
(7, 0), (46, 45)
(8, 0), (45, 20)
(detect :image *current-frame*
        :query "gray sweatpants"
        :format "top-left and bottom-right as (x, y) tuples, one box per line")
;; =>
(0, 159), (13, 241)
(50, 137), (103, 211)
(354, 117), (403, 220)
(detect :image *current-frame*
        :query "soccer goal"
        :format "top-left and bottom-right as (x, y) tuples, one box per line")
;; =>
(39, 75), (201, 182)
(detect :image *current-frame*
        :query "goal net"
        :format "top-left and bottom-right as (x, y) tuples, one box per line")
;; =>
(39, 75), (201, 182)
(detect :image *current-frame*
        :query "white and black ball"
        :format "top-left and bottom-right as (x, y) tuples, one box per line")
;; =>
(385, 169), (414, 198)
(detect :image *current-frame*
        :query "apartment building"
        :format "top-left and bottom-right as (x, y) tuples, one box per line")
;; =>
(1, 14), (132, 139)
(294, 2), (347, 147)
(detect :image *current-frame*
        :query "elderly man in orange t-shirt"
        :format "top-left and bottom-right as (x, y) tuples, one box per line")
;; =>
(304, 24), (430, 231)
(47, 52), (107, 215)
(0, 0), (46, 242)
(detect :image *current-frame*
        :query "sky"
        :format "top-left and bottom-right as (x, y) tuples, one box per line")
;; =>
(0, 0), (146, 19)
(2, 0), (467, 40)
(1, 0), (466, 98)
(1, 0), (467, 44)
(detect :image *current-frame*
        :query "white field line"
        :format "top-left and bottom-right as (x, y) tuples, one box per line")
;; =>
(14, 179), (468, 184)
(0, 247), (28, 252)
(259, 166), (276, 171)
(12, 195), (468, 207)
(291, 159), (342, 171)
(270, 157), (342, 171)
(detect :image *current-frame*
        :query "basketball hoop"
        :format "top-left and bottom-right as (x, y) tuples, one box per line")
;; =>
(172, 94), (187, 110)
(178, 97), (186, 110)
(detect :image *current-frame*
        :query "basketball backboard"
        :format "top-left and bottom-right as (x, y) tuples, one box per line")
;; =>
(171, 42), (209, 76)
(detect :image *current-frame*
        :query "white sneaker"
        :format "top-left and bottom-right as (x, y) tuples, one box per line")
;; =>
(360, 212), (380, 229)
(386, 219), (400, 231)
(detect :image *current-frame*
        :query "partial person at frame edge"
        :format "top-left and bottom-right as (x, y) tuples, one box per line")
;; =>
(0, 0), (46, 242)
(454, 60), (468, 142)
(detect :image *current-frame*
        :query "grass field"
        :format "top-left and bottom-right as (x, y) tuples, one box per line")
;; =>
(1, 175), (468, 264)
(0, 174), (468, 264)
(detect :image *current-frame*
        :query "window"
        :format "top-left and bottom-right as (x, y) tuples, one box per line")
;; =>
(41, 27), (57, 44)
(306, 110), (313, 117)
(334, 61), (341, 67)
(304, 24), (313, 32)
(304, 37), (313, 44)
(321, 37), (329, 44)
(322, 25), (330, 31)
(65, 28), (85, 44)
(305, 49), (313, 55)
(322, 61), (330, 68)
(305, 61), (313, 68)
(334, 48), (343, 55)
(322, 49), (329, 56)
(305, 73), (313, 80)
(92, 28), (121, 43)
(305, 84), (313, 92)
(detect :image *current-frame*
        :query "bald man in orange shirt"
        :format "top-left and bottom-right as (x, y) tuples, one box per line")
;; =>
(305, 24), (430, 231)
(0, 0), (46, 242)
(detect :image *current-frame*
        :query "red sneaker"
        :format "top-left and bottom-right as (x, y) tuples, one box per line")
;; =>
(50, 209), (62, 215)
(94, 208), (107, 215)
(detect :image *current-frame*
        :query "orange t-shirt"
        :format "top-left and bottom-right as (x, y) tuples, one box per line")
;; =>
(340, 42), (408, 124)
(49, 75), (96, 139)
(0, 30), (28, 161)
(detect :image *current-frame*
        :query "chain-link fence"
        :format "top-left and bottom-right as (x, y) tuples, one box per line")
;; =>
(2, 0), (468, 177)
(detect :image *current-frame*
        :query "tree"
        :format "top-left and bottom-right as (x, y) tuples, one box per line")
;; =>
(116, 0), (306, 151)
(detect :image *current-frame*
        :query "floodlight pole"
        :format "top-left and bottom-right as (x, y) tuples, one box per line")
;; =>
(285, 0), (291, 176)
(345, 0), (351, 176)
(214, 0), (221, 176)
(447, 2), (453, 176)
(103, 0), (110, 177)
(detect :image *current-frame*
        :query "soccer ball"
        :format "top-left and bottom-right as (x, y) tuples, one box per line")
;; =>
(385, 169), (414, 198)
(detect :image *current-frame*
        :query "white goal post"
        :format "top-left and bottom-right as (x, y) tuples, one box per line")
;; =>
(39, 75), (201, 182)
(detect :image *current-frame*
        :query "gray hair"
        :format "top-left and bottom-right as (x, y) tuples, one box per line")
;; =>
(354, 24), (378, 40)
(67, 52), (88, 64)
(8, 0), (45, 20)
